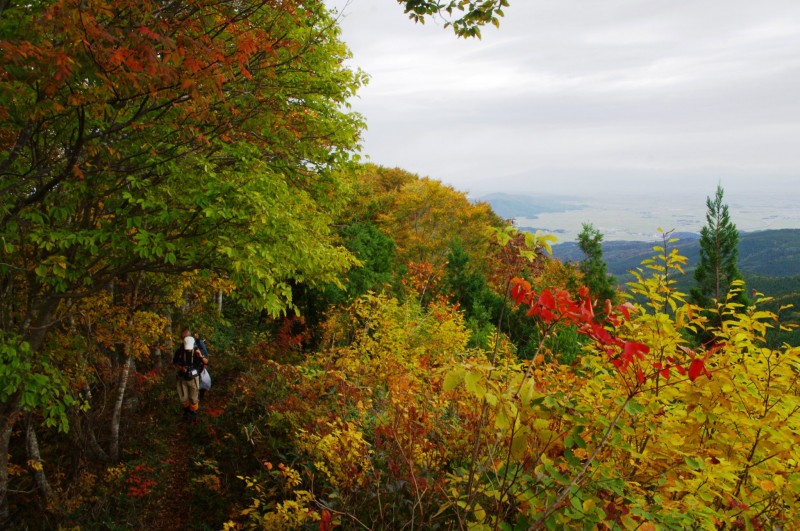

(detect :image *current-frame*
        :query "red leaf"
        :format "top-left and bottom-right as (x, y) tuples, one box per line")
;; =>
(581, 296), (595, 323)
(617, 302), (636, 320)
(675, 365), (686, 375)
(538, 289), (555, 310)
(539, 308), (556, 323)
(636, 369), (645, 384)
(660, 367), (671, 379)
(623, 341), (649, 362)
(708, 342), (725, 355)
(320, 509), (332, 531)
(688, 359), (705, 381)
(510, 278), (531, 304)
(591, 324), (615, 345)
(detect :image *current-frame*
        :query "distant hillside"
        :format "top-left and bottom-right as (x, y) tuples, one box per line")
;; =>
(552, 232), (700, 283)
(479, 193), (582, 219)
(552, 228), (800, 343)
(552, 229), (800, 286)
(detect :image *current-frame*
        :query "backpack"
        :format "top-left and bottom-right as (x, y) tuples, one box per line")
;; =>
(196, 337), (209, 359)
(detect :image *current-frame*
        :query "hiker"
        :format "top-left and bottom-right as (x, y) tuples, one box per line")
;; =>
(183, 329), (211, 400)
(173, 331), (207, 422)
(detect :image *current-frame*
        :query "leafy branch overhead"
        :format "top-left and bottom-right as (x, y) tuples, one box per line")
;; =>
(399, 0), (510, 37)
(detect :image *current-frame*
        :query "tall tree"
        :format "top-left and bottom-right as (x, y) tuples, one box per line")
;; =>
(576, 223), (617, 314)
(0, 0), (364, 520)
(690, 185), (749, 309)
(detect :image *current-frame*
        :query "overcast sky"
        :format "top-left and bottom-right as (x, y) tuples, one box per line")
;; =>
(325, 0), (800, 200)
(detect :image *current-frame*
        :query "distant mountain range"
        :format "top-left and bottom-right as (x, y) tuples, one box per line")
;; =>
(552, 228), (800, 284)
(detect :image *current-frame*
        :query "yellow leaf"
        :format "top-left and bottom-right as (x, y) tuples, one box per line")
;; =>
(760, 479), (776, 492)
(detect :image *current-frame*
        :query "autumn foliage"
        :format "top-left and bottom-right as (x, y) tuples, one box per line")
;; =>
(2, 0), (799, 526)
(210, 225), (799, 530)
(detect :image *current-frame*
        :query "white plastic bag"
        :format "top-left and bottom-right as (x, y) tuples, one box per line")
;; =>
(200, 368), (212, 390)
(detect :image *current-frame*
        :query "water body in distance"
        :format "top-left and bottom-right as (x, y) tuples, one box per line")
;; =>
(481, 191), (800, 244)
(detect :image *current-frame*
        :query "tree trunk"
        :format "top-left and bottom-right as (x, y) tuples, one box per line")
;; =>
(109, 355), (132, 464)
(109, 272), (143, 463)
(156, 314), (174, 370)
(0, 393), (22, 526)
(72, 386), (109, 463)
(85, 418), (109, 463)
(0, 295), (59, 525)
(25, 414), (52, 507)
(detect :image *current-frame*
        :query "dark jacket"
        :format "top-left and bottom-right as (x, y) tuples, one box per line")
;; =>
(173, 347), (205, 377)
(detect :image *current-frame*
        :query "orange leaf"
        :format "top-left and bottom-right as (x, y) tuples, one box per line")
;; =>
(320, 509), (332, 531)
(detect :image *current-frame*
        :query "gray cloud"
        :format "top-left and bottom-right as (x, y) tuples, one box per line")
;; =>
(327, 0), (800, 198)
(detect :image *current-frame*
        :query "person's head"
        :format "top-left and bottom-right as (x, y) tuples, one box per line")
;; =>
(183, 336), (195, 351)
(182, 329), (191, 339)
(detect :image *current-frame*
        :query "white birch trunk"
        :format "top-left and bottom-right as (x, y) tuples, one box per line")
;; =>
(109, 355), (132, 464)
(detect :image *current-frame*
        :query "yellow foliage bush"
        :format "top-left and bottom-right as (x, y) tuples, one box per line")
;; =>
(296, 420), (372, 490)
(231, 239), (800, 529)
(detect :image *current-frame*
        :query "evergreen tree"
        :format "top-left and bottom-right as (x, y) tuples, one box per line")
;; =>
(690, 185), (749, 309)
(577, 223), (617, 314)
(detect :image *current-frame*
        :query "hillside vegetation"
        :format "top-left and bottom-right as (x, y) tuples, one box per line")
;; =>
(3, 1), (800, 529)
(4, 165), (800, 529)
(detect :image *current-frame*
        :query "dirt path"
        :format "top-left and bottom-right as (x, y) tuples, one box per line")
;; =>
(133, 362), (241, 530)
(148, 421), (193, 530)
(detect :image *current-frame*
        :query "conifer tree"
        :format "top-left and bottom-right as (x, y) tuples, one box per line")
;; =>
(577, 223), (617, 313)
(690, 185), (749, 309)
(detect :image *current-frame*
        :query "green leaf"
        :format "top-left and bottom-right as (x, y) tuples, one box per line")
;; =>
(464, 369), (486, 399)
(624, 398), (644, 416)
(443, 367), (465, 391)
(684, 456), (701, 469)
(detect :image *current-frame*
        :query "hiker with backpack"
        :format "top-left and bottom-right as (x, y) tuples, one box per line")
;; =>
(173, 330), (208, 422)
(191, 331), (212, 399)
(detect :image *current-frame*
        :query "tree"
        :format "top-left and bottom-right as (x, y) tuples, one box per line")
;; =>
(444, 242), (498, 348)
(690, 185), (749, 310)
(0, 0), (364, 519)
(377, 176), (501, 270)
(577, 223), (617, 314)
(339, 222), (397, 300)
